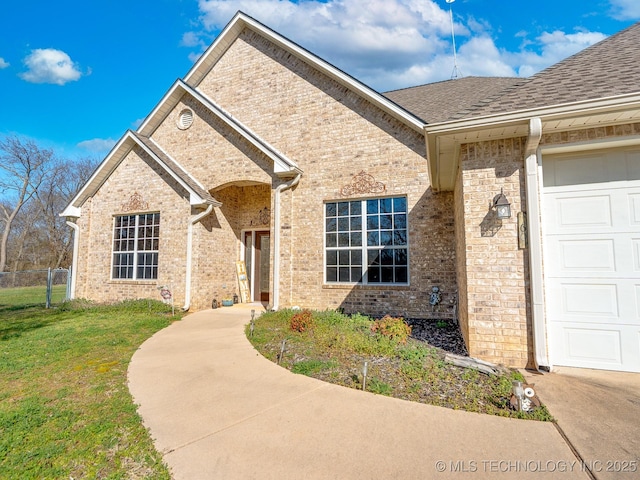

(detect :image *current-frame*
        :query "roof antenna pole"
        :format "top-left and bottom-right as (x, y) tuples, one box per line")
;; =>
(446, 0), (461, 79)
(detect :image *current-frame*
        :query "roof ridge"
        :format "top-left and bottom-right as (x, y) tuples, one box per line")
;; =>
(384, 76), (520, 95)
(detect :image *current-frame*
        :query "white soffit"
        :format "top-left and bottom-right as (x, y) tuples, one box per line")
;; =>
(426, 96), (640, 192)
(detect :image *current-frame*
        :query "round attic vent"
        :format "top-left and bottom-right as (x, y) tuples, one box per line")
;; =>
(177, 108), (194, 130)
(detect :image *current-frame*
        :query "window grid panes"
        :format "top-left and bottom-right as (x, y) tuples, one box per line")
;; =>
(325, 197), (407, 284)
(112, 213), (160, 280)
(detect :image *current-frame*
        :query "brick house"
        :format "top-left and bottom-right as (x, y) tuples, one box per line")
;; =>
(62, 12), (640, 373)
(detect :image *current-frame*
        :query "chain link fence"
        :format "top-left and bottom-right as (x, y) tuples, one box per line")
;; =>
(0, 269), (70, 307)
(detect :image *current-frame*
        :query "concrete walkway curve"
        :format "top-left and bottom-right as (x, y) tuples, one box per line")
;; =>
(128, 306), (588, 479)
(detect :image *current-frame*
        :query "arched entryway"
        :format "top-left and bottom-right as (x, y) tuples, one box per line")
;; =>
(212, 181), (272, 305)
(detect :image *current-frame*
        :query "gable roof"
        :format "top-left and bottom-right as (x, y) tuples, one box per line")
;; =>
(384, 77), (522, 123)
(183, 11), (426, 134)
(139, 80), (302, 177)
(61, 131), (220, 218)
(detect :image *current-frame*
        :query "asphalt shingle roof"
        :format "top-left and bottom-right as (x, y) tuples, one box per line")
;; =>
(384, 22), (640, 123)
(383, 76), (522, 123)
(464, 22), (640, 119)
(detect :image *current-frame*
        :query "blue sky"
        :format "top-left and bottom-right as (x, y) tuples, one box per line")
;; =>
(0, 0), (638, 160)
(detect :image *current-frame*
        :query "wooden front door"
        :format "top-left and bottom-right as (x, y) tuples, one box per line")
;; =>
(253, 231), (270, 303)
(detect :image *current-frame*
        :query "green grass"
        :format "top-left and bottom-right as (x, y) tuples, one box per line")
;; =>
(0, 298), (183, 479)
(247, 309), (553, 421)
(0, 284), (67, 307)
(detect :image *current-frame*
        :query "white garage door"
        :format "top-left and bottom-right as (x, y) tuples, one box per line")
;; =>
(543, 147), (640, 372)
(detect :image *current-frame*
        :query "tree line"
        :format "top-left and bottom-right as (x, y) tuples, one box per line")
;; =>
(0, 136), (98, 273)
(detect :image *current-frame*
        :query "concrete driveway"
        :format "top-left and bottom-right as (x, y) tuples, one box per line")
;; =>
(523, 367), (640, 480)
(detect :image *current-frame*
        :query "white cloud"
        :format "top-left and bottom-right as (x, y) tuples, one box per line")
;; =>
(181, 31), (206, 49)
(0, 58), (9, 69)
(194, 0), (459, 89)
(514, 30), (606, 77)
(188, 1), (611, 90)
(20, 48), (83, 85)
(609, 0), (640, 20)
(77, 138), (116, 153)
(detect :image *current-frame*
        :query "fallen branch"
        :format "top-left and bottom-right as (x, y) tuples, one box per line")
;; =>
(444, 353), (508, 375)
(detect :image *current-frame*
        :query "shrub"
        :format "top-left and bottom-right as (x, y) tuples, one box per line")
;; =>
(289, 309), (315, 332)
(368, 378), (393, 395)
(371, 315), (411, 344)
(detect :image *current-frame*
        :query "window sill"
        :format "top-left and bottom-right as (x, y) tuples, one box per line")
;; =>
(108, 280), (158, 285)
(323, 283), (410, 290)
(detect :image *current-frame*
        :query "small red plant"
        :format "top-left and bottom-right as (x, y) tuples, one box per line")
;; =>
(371, 315), (411, 344)
(289, 309), (315, 333)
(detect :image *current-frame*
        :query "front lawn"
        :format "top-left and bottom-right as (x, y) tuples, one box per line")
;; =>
(247, 309), (552, 421)
(0, 299), (182, 479)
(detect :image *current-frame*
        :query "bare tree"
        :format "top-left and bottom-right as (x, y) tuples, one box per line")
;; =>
(32, 156), (98, 268)
(0, 136), (52, 272)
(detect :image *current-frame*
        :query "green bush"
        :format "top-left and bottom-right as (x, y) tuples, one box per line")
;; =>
(368, 378), (393, 396)
(371, 315), (411, 344)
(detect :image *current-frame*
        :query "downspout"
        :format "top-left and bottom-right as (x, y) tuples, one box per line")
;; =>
(523, 117), (549, 370)
(183, 204), (214, 311)
(65, 218), (80, 300)
(272, 173), (301, 311)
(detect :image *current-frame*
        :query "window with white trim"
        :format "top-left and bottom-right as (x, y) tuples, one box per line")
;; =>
(112, 213), (160, 280)
(325, 197), (408, 284)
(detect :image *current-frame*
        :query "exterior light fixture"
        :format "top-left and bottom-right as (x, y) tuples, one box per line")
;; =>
(492, 188), (511, 219)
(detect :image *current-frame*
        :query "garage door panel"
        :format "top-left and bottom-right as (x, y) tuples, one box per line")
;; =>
(562, 283), (618, 317)
(543, 148), (640, 372)
(631, 194), (640, 225)
(561, 327), (621, 363)
(557, 239), (615, 271)
(546, 235), (634, 276)
(625, 152), (640, 179)
(550, 323), (640, 372)
(546, 190), (638, 233)
(557, 195), (612, 228)
(547, 279), (638, 324)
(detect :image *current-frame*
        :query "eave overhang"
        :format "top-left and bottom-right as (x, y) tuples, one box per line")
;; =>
(60, 131), (221, 218)
(425, 92), (640, 192)
(183, 11), (425, 135)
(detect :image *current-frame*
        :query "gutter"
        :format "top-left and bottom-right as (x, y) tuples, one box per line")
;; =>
(65, 218), (80, 300)
(271, 173), (301, 311)
(424, 92), (640, 135)
(523, 117), (549, 370)
(182, 204), (214, 311)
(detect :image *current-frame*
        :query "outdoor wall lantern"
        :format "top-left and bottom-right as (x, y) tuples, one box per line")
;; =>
(492, 189), (511, 219)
